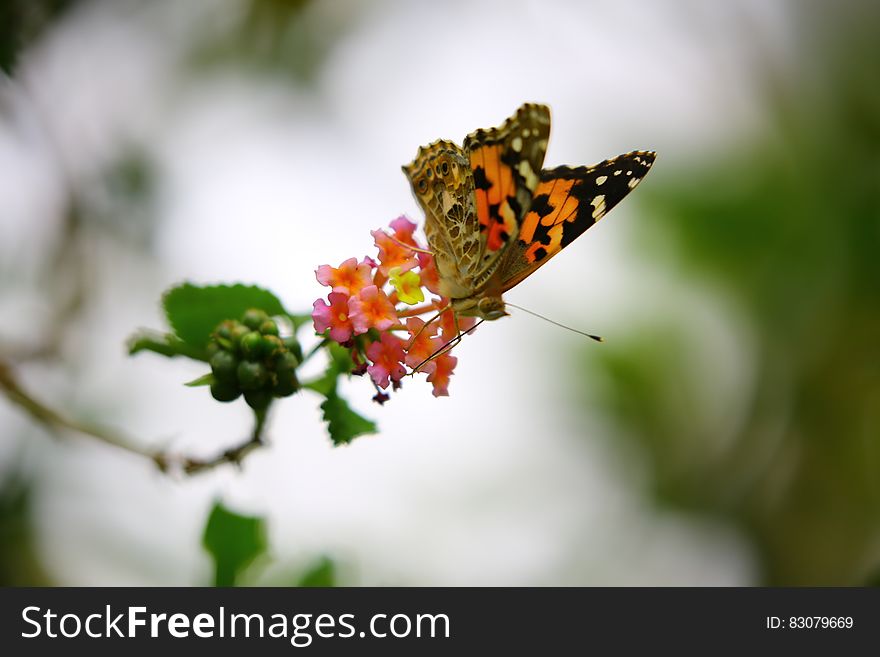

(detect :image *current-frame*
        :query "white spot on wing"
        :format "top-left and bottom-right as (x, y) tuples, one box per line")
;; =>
(511, 136), (522, 152)
(613, 170), (622, 176)
(592, 195), (606, 219)
(596, 175), (607, 186)
(517, 160), (538, 189)
(441, 190), (455, 213)
(627, 177), (641, 189)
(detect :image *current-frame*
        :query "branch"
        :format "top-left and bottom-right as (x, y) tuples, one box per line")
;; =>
(179, 406), (270, 475)
(0, 358), (160, 463)
(0, 358), (269, 476)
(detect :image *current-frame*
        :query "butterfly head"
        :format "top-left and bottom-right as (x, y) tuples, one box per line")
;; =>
(452, 295), (508, 321)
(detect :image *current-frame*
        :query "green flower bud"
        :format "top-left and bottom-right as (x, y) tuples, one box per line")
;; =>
(237, 360), (268, 391)
(273, 350), (300, 397)
(274, 350), (299, 374)
(283, 336), (303, 364)
(261, 334), (284, 359)
(272, 369), (299, 397)
(216, 320), (235, 340)
(242, 308), (270, 331)
(240, 331), (264, 361)
(210, 380), (241, 402)
(244, 389), (272, 411)
(205, 340), (221, 358)
(229, 322), (250, 346)
(259, 319), (279, 336)
(210, 350), (238, 383)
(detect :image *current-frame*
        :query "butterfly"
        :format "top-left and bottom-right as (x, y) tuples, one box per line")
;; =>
(402, 103), (655, 321)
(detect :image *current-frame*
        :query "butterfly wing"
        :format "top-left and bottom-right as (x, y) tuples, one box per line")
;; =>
(403, 104), (552, 299)
(499, 150), (656, 292)
(402, 140), (481, 299)
(461, 103), (551, 288)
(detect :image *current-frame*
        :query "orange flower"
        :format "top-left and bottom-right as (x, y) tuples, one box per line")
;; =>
(315, 257), (372, 295)
(426, 352), (457, 397)
(366, 333), (406, 389)
(372, 216), (420, 276)
(348, 285), (398, 334)
(404, 317), (441, 369)
(311, 215), (470, 399)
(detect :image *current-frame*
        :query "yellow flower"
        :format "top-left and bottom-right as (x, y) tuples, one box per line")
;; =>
(388, 266), (424, 305)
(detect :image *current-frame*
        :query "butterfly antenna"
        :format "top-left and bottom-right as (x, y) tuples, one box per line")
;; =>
(412, 319), (484, 374)
(505, 302), (604, 342)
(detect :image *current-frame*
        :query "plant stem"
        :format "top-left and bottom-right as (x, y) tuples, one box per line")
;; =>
(0, 358), (271, 476)
(181, 406), (271, 475)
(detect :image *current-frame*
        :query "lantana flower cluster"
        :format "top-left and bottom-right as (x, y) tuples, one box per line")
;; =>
(312, 216), (474, 400)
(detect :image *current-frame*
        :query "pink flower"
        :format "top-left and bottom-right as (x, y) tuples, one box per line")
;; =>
(404, 317), (441, 370)
(312, 292), (354, 343)
(389, 215), (418, 243)
(426, 352), (457, 397)
(366, 333), (407, 389)
(315, 257), (373, 295)
(312, 215), (472, 399)
(417, 251), (441, 295)
(348, 285), (398, 334)
(372, 216), (421, 276)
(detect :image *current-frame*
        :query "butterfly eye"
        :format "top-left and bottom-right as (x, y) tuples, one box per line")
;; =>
(440, 161), (450, 175)
(417, 178), (428, 193)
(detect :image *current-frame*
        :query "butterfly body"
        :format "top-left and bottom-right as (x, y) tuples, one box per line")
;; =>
(403, 104), (655, 321)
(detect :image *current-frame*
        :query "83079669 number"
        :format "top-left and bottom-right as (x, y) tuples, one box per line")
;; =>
(766, 616), (853, 629)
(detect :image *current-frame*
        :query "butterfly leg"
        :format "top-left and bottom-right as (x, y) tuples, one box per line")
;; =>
(406, 304), (449, 346)
(412, 315), (484, 374)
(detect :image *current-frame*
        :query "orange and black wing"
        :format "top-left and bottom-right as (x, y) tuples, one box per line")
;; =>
(462, 103), (551, 279)
(499, 150), (656, 292)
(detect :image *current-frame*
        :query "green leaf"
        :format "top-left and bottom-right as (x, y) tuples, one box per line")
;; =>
(163, 283), (286, 350)
(202, 500), (267, 587)
(304, 342), (355, 396)
(289, 313), (313, 331)
(184, 373), (214, 387)
(295, 556), (337, 587)
(127, 329), (210, 361)
(320, 391), (376, 446)
(304, 342), (375, 445)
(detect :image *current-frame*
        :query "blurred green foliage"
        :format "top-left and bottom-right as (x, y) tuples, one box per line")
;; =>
(0, 473), (50, 585)
(189, 0), (357, 85)
(0, 0), (76, 74)
(582, 1), (880, 585)
(203, 501), (268, 587)
(294, 556), (337, 587)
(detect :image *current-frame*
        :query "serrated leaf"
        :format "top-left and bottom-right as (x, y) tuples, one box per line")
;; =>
(320, 391), (376, 446)
(163, 283), (286, 349)
(295, 556), (337, 587)
(202, 500), (267, 587)
(184, 373), (214, 387)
